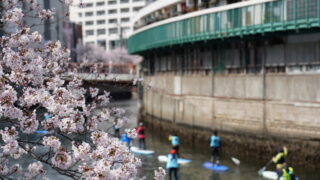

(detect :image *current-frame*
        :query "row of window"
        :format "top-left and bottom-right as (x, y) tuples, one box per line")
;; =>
(142, 35), (320, 75)
(85, 27), (130, 36)
(79, 7), (142, 17)
(84, 18), (130, 26)
(84, 0), (143, 7)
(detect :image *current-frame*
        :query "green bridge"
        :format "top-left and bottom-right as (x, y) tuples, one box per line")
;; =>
(128, 0), (320, 54)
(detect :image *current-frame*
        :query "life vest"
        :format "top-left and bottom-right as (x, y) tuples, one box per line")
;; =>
(272, 147), (288, 168)
(171, 136), (179, 146)
(282, 167), (295, 180)
(121, 134), (131, 145)
(166, 154), (179, 168)
(136, 126), (145, 139)
(210, 136), (220, 147)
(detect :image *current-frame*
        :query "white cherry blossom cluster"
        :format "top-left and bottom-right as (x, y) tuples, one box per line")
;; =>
(43, 136), (61, 152)
(125, 128), (138, 139)
(154, 167), (166, 180)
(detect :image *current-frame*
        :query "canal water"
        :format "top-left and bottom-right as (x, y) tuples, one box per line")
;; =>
(116, 98), (320, 180)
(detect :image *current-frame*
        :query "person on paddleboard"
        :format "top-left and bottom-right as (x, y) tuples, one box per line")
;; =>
(280, 166), (296, 180)
(121, 132), (133, 148)
(136, 122), (146, 149)
(272, 146), (288, 177)
(169, 133), (180, 156)
(210, 130), (220, 164)
(166, 149), (179, 180)
(113, 118), (120, 139)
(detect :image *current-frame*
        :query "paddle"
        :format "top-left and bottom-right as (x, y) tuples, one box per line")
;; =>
(230, 156), (240, 165)
(258, 159), (273, 176)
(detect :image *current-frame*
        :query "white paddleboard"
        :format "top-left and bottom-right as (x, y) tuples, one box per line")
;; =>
(130, 146), (154, 155)
(262, 171), (283, 180)
(158, 155), (191, 164)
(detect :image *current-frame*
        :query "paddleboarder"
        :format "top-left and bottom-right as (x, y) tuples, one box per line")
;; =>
(113, 119), (120, 138)
(169, 133), (180, 156)
(121, 132), (133, 148)
(136, 122), (146, 149)
(272, 146), (288, 177)
(166, 149), (179, 180)
(210, 130), (220, 164)
(281, 166), (296, 180)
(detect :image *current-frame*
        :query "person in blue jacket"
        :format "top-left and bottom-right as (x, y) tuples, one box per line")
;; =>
(210, 130), (220, 164)
(121, 132), (132, 148)
(166, 149), (179, 180)
(169, 133), (180, 156)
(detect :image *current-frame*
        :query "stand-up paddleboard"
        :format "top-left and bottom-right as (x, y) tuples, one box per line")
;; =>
(36, 130), (48, 134)
(130, 146), (155, 155)
(203, 162), (229, 172)
(158, 155), (191, 164)
(262, 171), (299, 180)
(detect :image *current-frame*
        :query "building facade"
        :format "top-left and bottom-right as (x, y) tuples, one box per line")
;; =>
(128, 0), (320, 166)
(69, 0), (146, 51)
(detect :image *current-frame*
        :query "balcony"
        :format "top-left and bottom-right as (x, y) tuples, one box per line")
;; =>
(128, 0), (320, 54)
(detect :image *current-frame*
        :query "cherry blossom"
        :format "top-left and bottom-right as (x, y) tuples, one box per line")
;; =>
(43, 136), (61, 152)
(0, 0), (159, 179)
(154, 167), (166, 180)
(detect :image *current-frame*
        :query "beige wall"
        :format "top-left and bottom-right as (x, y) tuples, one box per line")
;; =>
(143, 74), (320, 139)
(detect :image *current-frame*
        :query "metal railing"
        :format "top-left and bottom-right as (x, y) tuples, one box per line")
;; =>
(128, 0), (320, 53)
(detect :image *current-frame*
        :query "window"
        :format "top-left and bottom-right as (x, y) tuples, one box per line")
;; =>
(97, 10), (105, 16)
(108, 9), (117, 14)
(109, 28), (118, 34)
(85, 3), (93, 7)
(121, 18), (130, 23)
(86, 42), (94, 45)
(133, 7), (142, 12)
(120, 0), (129, 3)
(97, 20), (106, 25)
(108, 0), (116, 5)
(85, 12), (93, 17)
(133, 0), (144, 2)
(97, 40), (106, 49)
(85, 30), (94, 36)
(96, 1), (105, 6)
(109, 19), (117, 24)
(121, 8), (129, 13)
(97, 29), (106, 35)
(78, 13), (82, 17)
(85, 21), (94, 25)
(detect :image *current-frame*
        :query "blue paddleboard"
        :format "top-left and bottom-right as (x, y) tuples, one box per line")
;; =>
(203, 162), (229, 172)
(36, 130), (48, 134)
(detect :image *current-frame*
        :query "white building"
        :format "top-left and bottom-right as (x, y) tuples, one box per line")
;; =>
(69, 0), (146, 51)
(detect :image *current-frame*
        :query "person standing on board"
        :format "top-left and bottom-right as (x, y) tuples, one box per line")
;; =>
(210, 130), (221, 164)
(272, 146), (288, 177)
(169, 133), (180, 156)
(112, 118), (120, 138)
(280, 166), (296, 180)
(121, 132), (133, 148)
(136, 122), (146, 149)
(166, 149), (179, 180)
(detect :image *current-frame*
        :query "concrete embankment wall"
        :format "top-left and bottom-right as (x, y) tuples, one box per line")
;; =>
(140, 73), (320, 167)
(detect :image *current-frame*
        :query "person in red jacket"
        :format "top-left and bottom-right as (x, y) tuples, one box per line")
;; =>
(136, 122), (146, 149)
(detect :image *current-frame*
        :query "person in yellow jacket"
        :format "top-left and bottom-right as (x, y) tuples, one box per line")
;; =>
(280, 167), (296, 180)
(272, 146), (288, 177)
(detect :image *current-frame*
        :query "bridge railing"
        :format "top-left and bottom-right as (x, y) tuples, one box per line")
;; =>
(128, 0), (320, 53)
